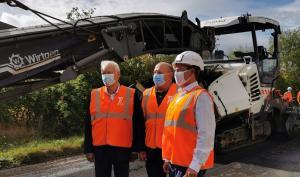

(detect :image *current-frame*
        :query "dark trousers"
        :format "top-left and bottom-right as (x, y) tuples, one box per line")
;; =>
(145, 148), (166, 177)
(94, 145), (131, 177)
(169, 164), (206, 177)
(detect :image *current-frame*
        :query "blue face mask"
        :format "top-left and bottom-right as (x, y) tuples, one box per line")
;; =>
(153, 74), (166, 86)
(102, 74), (115, 86)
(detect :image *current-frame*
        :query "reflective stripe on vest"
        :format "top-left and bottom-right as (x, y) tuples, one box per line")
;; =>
(164, 91), (198, 133)
(143, 88), (156, 120)
(162, 86), (214, 169)
(90, 85), (134, 148)
(142, 83), (178, 148)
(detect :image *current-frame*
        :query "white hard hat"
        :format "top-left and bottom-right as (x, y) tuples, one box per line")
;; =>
(287, 87), (292, 91)
(174, 51), (204, 71)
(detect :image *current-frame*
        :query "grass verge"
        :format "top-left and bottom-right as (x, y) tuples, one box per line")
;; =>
(0, 136), (83, 170)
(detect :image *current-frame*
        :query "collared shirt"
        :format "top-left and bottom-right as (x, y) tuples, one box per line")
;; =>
(179, 81), (199, 95)
(169, 81), (216, 172)
(104, 83), (120, 100)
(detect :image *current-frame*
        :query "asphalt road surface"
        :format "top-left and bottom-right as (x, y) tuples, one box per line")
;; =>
(1, 136), (300, 177)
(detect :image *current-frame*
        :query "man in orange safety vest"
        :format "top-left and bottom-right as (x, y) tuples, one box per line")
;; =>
(84, 60), (145, 177)
(282, 87), (293, 103)
(162, 51), (216, 177)
(141, 62), (177, 177)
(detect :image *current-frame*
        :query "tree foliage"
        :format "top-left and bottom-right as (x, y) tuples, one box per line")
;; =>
(66, 7), (96, 22)
(276, 28), (300, 91)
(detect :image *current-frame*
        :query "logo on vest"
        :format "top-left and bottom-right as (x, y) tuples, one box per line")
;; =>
(117, 97), (124, 105)
(167, 96), (174, 104)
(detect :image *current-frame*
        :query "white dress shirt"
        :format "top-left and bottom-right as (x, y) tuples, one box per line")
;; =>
(178, 81), (216, 172)
(104, 83), (120, 100)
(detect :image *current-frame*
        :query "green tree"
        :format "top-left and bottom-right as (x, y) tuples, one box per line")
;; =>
(120, 54), (174, 86)
(276, 28), (300, 91)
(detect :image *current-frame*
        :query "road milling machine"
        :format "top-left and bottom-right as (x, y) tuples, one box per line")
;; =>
(0, 0), (299, 152)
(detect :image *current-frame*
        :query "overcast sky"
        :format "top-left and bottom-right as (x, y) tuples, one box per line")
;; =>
(1, 0), (300, 53)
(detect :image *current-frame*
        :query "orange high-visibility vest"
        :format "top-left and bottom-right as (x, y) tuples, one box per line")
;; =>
(297, 91), (300, 105)
(162, 86), (214, 169)
(90, 85), (135, 148)
(282, 91), (293, 103)
(142, 83), (178, 149)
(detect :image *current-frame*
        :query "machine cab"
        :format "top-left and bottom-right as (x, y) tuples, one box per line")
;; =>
(201, 14), (281, 86)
